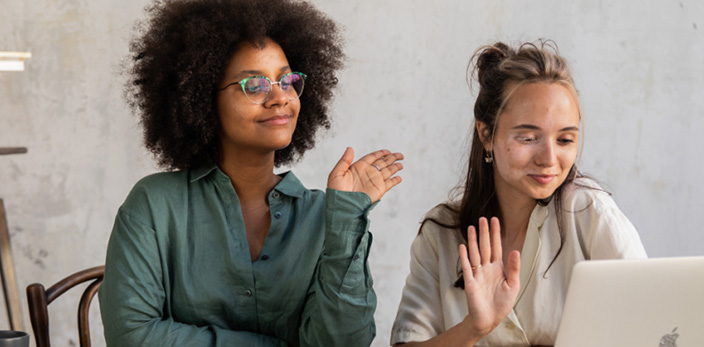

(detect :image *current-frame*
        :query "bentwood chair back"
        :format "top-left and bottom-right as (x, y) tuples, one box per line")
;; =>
(26, 265), (105, 347)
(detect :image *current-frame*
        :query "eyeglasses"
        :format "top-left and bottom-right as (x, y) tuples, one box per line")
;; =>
(218, 72), (306, 105)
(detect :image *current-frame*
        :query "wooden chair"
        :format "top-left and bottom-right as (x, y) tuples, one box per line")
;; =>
(26, 265), (105, 347)
(0, 198), (25, 331)
(1, 147), (29, 330)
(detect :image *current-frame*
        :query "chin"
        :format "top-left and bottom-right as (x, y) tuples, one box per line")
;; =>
(279, 139), (291, 149)
(268, 135), (294, 150)
(530, 187), (560, 200)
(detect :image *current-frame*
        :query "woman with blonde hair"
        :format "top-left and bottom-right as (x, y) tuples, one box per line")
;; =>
(390, 40), (645, 346)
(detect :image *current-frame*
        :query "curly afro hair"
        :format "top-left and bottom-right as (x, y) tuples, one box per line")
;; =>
(125, 0), (344, 170)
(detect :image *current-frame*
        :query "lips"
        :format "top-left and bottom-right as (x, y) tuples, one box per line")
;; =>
(258, 114), (291, 126)
(529, 174), (556, 184)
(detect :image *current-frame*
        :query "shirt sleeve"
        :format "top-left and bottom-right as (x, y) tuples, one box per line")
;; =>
(99, 208), (288, 347)
(389, 224), (446, 345)
(298, 189), (378, 347)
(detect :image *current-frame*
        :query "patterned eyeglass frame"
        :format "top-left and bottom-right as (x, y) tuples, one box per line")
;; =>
(218, 72), (307, 105)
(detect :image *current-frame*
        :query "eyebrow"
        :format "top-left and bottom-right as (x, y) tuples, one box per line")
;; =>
(511, 124), (580, 132)
(233, 66), (291, 80)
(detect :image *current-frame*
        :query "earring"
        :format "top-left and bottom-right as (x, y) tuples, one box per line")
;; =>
(484, 151), (493, 163)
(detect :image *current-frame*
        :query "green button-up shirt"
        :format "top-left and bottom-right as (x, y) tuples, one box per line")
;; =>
(99, 166), (377, 346)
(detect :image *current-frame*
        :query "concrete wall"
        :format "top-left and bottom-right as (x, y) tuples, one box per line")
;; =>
(1, 0), (702, 345)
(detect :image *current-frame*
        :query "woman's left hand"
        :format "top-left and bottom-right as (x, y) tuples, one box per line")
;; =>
(327, 147), (404, 203)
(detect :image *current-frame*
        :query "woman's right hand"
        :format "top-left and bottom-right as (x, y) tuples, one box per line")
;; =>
(459, 217), (521, 338)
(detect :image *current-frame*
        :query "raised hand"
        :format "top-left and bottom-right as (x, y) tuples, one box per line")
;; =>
(459, 217), (521, 338)
(327, 147), (404, 203)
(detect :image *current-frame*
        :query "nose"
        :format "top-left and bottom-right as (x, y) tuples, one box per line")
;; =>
(535, 140), (557, 167)
(263, 82), (290, 108)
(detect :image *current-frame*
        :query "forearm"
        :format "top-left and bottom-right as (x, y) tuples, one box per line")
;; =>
(101, 258), (288, 347)
(103, 317), (287, 347)
(299, 189), (377, 346)
(395, 319), (481, 347)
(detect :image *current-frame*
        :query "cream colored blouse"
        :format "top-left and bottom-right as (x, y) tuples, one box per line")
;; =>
(390, 179), (647, 346)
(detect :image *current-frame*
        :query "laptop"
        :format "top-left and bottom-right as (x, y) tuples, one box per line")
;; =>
(554, 256), (704, 347)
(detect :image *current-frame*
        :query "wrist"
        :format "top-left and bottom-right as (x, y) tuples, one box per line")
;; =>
(459, 317), (491, 345)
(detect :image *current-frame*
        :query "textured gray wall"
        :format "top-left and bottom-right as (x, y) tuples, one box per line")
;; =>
(1, 0), (702, 346)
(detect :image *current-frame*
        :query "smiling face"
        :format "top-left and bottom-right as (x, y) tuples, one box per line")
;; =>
(480, 82), (580, 206)
(216, 38), (300, 164)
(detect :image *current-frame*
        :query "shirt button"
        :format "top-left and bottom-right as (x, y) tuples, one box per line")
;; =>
(261, 255), (269, 261)
(245, 290), (252, 297)
(505, 321), (516, 330)
(272, 192), (280, 199)
(274, 212), (282, 219)
(353, 255), (360, 261)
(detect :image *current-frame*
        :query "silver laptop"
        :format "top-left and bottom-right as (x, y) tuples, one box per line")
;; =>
(555, 256), (704, 347)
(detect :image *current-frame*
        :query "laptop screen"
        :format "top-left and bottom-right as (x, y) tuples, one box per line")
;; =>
(554, 256), (704, 347)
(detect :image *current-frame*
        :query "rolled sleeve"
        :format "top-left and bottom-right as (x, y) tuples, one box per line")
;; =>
(299, 189), (378, 347)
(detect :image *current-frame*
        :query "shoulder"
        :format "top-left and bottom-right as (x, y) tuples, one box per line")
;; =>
(127, 171), (189, 198)
(132, 171), (190, 192)
(423, 203), (458, 226)
(558, 178), (647, 259)
(560, 177), (619, 213)
(121, 171), (190, 216)
(415, 203), (462, 254)
(419, 203), (458, 235)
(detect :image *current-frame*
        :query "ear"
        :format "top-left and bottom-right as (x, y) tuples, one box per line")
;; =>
(475, 121), (492, 151)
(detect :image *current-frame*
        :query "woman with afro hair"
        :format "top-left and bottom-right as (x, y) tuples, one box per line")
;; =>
(98, 0), (404, 346)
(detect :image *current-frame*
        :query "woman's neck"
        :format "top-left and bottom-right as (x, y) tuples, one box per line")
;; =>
(495, 186), (536, 268)
(495, 187), (537, 238)
(218, 149), (282, 262)
(218, 151), (281, 204)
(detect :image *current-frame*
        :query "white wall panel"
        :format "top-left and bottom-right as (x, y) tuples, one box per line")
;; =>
(1, 0), (702, 345)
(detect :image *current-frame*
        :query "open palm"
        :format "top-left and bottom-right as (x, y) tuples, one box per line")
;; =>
(460, 217), (521, 337)
(327, 147), (404, 203)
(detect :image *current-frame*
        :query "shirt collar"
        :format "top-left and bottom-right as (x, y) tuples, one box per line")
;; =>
(515, 203), (549, 306)
(190, 166), (218, 182)
(189, 165), (307, 199)
(530, 202), (549, 229)
(273, 171), (307, 199)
